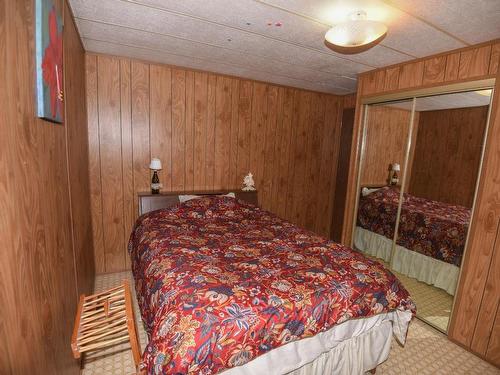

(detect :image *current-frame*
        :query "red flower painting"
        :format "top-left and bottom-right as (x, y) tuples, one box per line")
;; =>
(41, 6), (63, 120)
(36, 0), (63, 123)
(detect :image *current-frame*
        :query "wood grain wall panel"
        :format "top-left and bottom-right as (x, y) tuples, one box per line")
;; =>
(250, 83), (268, 196)
(63, 2), (95, 294)
(236, 80), (253, 187)
(304, 93), (325, 231)
(185, 71), (195, 191)
(1, 1), (92, 373)
(172, 69), (186, 191)
(86, 54), (343, 272)
(269, 87), (285, 214)
(131, 62), (151, 217)
(285, 89), (301, 220)
(289, 91), (312, 227)
(86, 55), (105, 274)
(360, 106), (412, 186)
(150, 65), (172, 191)
(363, 69), (386, 95)
(316, 95), (342, 235)
(470, 219), (500, 359)
(398, 61), (424, 89)
(485, 309), (500, 366)
(97, 56), (125, 272)
(261, 86), (279, 210)
(384, 67), (400, 91)
(214, 76), (232, 190)
(408, 106), (488, 207)
(229, 79), (240, 188)
(458, 45), (492, 80)
(205, 74), (217, 189)
(193, 72), (208, 190)
(444, 52), (461, 81)
(331, 107), (355, 241)
(422, 56), (446, 85)
(120, 60), (134, 269)
(343, 94), (357, 109)
(489, 43), (500, 75)
(448, 69), (500, 365)
(275, 88), (294, 219)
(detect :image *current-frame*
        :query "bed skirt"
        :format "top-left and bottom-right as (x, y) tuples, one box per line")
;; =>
(354, 226), (459, 295)
(224, 310), (412, 375)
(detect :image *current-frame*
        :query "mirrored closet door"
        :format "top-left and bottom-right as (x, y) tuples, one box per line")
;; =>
(354, 99), (414, 266)
(353, 88), (494, 333)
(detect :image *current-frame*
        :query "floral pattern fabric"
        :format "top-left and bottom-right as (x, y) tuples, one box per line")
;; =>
(129, 196), (415, 374)
(357, 187), (470, 266)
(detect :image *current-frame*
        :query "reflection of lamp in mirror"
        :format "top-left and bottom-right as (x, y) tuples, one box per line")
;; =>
(389, 163), (400, 186)
(149, 158), (162, 194)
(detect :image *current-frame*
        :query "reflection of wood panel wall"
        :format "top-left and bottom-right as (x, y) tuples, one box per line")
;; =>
(408, 106), (488, 207)
(0, 1), (93, 373)
(360, 106), (415, 186)
(86, 54), (343, 273)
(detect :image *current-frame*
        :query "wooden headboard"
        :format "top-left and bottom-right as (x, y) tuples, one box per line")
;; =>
(137, 190), (258, 216)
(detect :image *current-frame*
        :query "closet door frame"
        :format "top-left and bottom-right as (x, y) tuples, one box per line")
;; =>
(350, 78), (496, 336)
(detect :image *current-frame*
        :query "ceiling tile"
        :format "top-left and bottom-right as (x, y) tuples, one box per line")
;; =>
(262, 0), (466, 56)
(131, 0), (412, 64)
(68, 0), (500, 95)
(387, 0), (500, 44)
(82, 38), (355, 94)
(77, 19), (356, 91)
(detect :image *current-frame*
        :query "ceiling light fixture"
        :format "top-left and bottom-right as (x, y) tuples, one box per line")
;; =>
(324, 11), (387, 54)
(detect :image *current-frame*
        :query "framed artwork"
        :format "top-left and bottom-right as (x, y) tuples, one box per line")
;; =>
(35, 0), (64, 123)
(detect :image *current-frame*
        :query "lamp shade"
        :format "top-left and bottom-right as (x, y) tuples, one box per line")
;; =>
(149, 158), (162, 170)
(392, 163), (400, 172)
(324, 11), (387, 54)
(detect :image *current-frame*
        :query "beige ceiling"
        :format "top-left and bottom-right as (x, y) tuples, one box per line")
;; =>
(68, 0), (500, 95)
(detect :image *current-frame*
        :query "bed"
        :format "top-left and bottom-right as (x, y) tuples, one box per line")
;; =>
(128, 193), (415, 374)
(355, 186), (470, 295)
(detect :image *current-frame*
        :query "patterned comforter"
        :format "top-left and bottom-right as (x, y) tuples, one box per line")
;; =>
(129, 196), (415, 374)
(357, 187), (470, 266)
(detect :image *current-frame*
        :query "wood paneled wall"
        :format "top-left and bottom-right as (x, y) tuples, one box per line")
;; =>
(64, 1), (95, 297)
(342, 38), (500, 367)
(86, 54), (343, 274)
(343, 39), (500, 246)
(0, 1), (93, 374)
(360, 40), (500, 97)
(449, 64), (500, 367)
(360, 106), (414, 187)
(408, 106), (489, 208)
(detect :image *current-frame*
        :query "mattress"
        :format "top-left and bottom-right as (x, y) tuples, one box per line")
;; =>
(357, 186), (470, 266)
(129, 196), (415, 374)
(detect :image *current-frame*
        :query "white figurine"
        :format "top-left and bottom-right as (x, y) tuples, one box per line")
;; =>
(242, 172), (256, 191)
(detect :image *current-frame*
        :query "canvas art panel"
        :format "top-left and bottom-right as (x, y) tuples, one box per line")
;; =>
(35, 0), (64, 123)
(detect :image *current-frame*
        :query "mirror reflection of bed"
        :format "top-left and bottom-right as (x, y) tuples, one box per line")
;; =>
(353, 89), (492, 333)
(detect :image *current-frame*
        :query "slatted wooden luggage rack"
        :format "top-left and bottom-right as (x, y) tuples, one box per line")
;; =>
(71, 281), (141, 368)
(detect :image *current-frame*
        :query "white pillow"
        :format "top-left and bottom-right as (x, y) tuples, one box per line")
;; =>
(179, 192), (236, 203)
(361, 187), (381, 196)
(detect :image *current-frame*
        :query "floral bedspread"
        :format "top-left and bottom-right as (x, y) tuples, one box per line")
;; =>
(357, 187), (470, 266)
(129, 196), (415, 374)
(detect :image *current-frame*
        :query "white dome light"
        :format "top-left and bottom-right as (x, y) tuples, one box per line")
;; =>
(325, 11), (387, 54)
